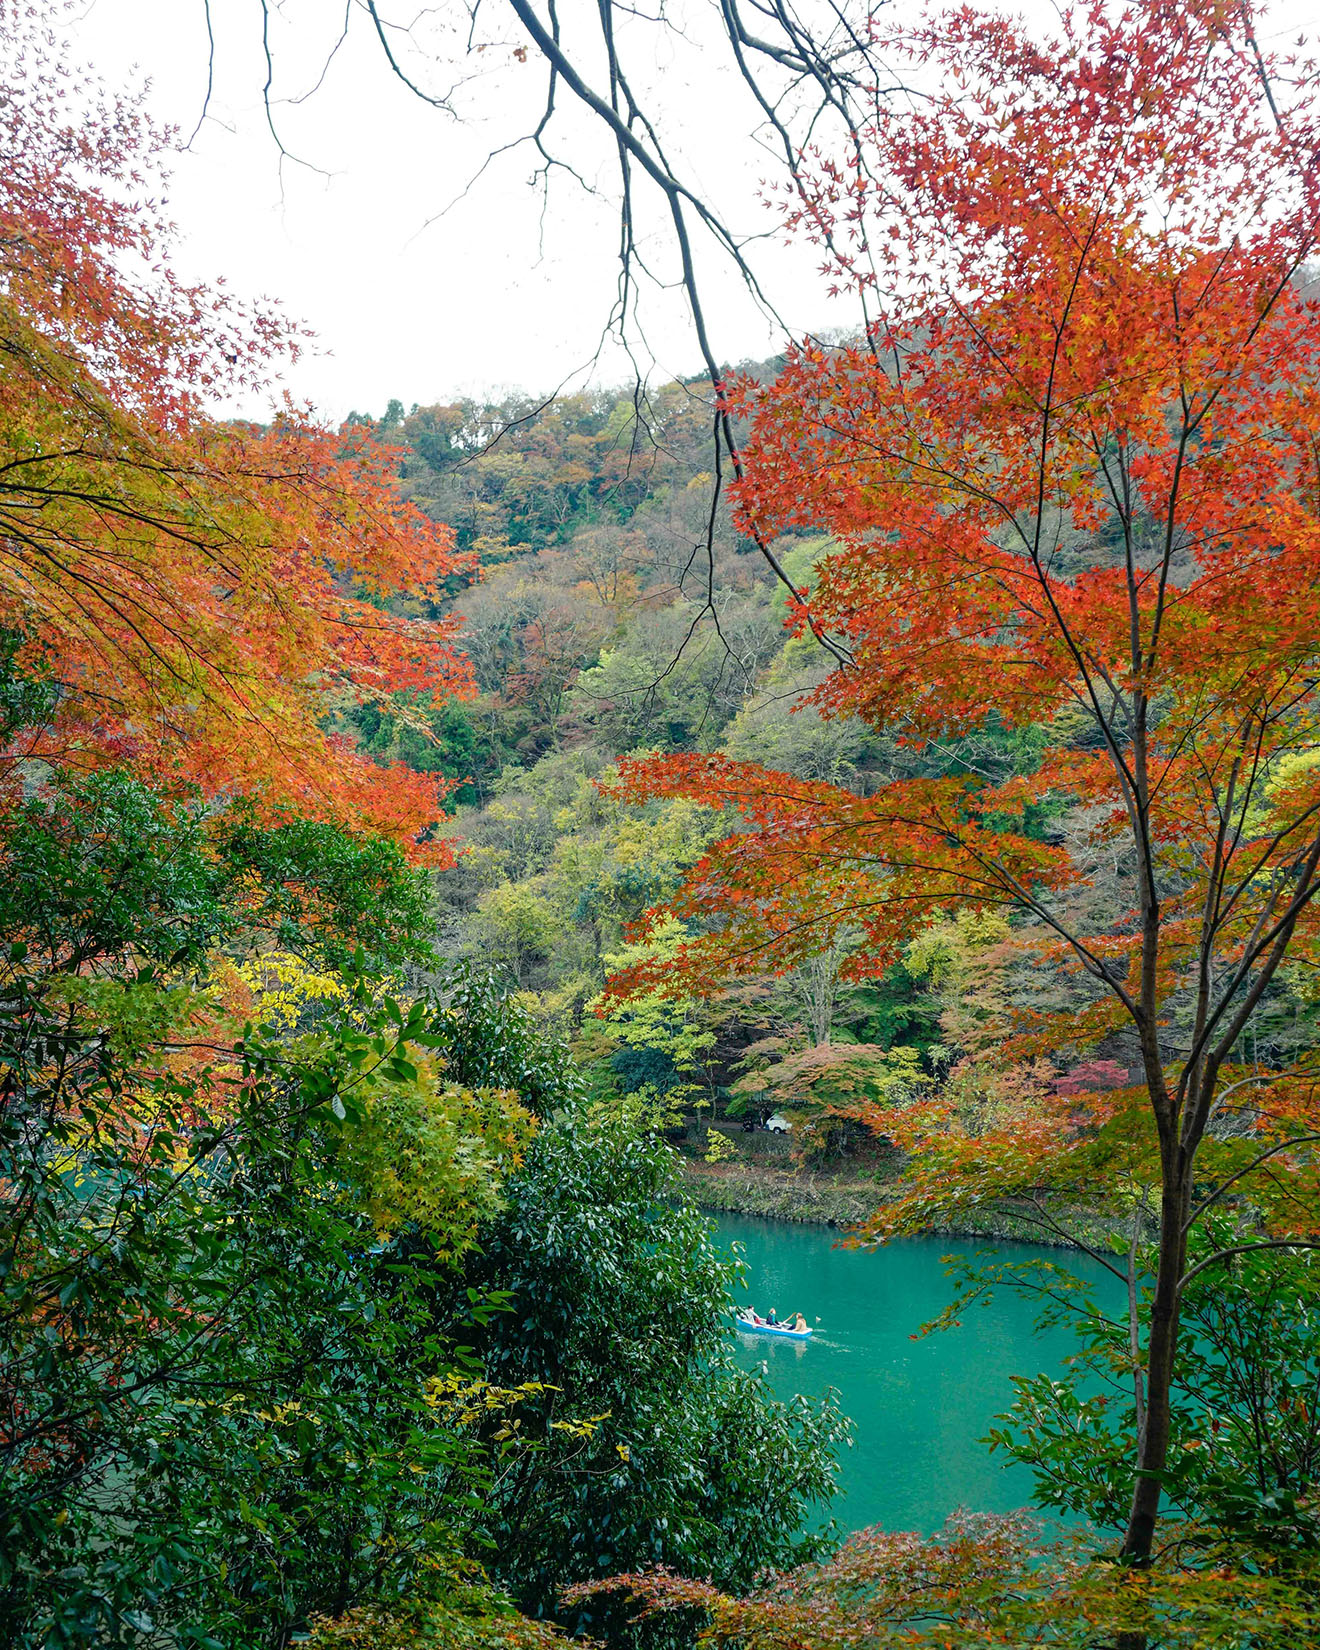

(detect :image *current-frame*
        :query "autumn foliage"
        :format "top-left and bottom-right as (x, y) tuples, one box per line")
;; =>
(0, 2), (474, 850)
(568, 1508), (1320, 1647)
(606, 0), (1320, 1563)
(611, 0), (1320, 1000)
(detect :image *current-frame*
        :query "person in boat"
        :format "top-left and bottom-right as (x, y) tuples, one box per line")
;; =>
(766, 1307), (778, 1324)
(788, 1313), (808, 1333)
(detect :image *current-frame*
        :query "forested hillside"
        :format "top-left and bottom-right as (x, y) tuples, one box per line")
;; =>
(349, 382), (1320, 1167)
(342, 382), (916, 1140)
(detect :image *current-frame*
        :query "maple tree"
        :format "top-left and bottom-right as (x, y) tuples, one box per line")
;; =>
(569, 1507), (1320, 1648)
(605, 0), (1320, 1573)
(0, 1), (474, 850)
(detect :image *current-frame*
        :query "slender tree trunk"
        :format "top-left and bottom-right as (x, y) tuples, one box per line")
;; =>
(1121, 1156), (1191, 1561)
(1111, 1156), (1190, 1650)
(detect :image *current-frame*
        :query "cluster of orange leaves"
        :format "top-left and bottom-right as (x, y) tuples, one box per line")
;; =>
(0, 2), (475, 854)
(603, 0), (1320, 1054)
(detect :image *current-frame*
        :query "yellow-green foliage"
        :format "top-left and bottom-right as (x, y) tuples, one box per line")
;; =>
(231, 952), (536, 1255)
(580, 1080), (685, 1135)
(704, 1127), (738, 1164)
(904, 907), (1011, 987)
(47, 974), (200, 1057)
(305, 1585), (567, 1650)
(471, 882), (559, 983)
(591, 915), (715, 1076)
(1242, 745), (1320, 842)
(423, 1372), (608, 1452)
(904, 908), (1014, 1056)
(233, 949), (362, 1032)
(548, 781), (717, 916)
(337, 1059), (535, 1255)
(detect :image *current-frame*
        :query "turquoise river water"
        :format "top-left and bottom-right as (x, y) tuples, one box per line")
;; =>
(715, 1213), (1114, 1534)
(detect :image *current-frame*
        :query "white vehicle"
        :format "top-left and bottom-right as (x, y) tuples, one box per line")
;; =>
(764, 1112), (792, 1134)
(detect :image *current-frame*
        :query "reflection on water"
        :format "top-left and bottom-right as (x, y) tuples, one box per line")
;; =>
(716, 1212), (1115, 1534)
(733, 1323), (813, 1359)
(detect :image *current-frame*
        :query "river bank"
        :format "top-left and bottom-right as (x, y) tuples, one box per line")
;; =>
(683, 1160), (877, 1226)
(683, 1160), (1113, 1249)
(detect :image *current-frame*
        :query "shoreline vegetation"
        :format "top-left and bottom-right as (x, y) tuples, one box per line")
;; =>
(682, 1160), (878, 1229)
(682, 1159), (1110, 1250)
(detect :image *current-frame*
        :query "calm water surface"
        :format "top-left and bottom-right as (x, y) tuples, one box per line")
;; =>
(715, 1213), (1113, 1534)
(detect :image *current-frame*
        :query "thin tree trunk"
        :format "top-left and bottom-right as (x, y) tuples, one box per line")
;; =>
(1111, 1161), (1190, 1650)
(1122, 1161), (1191, 1561)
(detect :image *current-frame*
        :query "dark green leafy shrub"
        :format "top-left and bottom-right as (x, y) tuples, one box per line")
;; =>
(464, 1106), (848, 1632)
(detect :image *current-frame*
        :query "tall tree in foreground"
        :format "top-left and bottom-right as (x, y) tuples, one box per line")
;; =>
(0, 1), (474, 850)
(609, 0), (1320, 1570)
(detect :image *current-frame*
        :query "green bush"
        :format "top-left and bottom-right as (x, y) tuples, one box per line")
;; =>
(464, 1106), (848, 1633)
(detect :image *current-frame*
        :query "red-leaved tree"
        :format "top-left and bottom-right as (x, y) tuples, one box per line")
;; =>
(0, 1), (474, 852)
(607, 0), (1320, 1566)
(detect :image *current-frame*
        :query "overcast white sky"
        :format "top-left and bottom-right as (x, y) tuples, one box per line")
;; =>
(63, 0), (860, 421)
(62, 0), (1314, 423)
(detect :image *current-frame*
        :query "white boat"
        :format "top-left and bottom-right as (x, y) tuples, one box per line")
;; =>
(733, 1311), (813, 1340)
